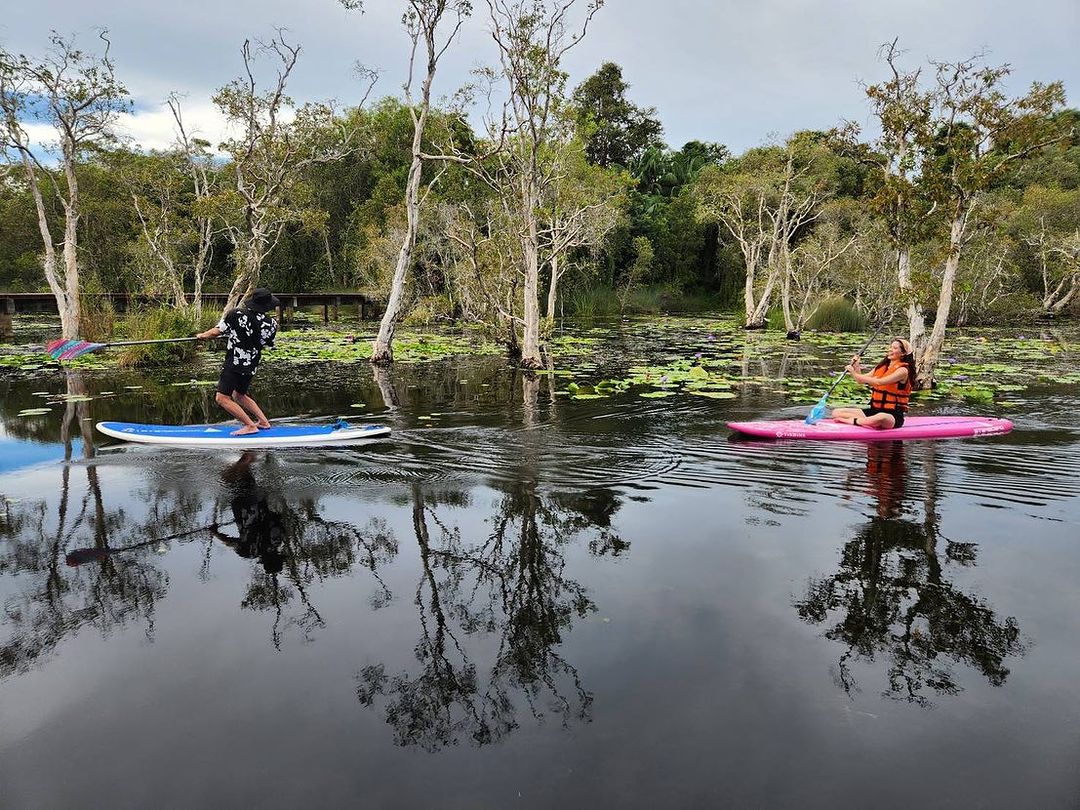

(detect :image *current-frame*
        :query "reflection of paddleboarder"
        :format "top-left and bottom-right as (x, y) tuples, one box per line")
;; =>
(212, 451), (285, 574)
(864, 441), (907, 519)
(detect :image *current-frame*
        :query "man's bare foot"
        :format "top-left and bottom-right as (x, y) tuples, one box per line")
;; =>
(231, 424), (260, 436)
(256, 421), (271, 429)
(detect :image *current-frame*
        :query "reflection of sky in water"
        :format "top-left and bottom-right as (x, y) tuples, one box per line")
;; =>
(0, 436), (83, 474)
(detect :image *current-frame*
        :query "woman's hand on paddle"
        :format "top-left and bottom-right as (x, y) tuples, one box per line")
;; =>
(847, 354), (861, 372)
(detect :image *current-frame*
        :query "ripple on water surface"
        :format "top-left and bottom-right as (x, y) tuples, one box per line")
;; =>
(239, 394), (1080, 525)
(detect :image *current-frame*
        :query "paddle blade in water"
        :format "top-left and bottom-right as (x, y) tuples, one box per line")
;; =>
(805, 399), (827, 425)
(47, 339), (77, 359)
(65, 548), (111, 566)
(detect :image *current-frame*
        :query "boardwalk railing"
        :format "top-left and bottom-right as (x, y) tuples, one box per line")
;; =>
(0, 292), (382, 324)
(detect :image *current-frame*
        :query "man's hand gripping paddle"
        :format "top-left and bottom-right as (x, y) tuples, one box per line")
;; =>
(804, 322), (890, 425)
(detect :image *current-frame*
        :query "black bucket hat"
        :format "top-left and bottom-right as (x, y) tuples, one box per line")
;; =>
(244, 288), (280, 314)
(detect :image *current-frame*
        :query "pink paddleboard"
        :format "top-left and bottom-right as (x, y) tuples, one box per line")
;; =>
(727, 416), (1013, 441)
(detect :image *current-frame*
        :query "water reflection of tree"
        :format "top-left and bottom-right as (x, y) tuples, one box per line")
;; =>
(357, 372), (624, 750)
(0, 372), (168, 679)
(795, 441), (1024, 705)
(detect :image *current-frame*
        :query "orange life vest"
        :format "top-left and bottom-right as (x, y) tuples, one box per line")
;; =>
(869, 360), (910, 412)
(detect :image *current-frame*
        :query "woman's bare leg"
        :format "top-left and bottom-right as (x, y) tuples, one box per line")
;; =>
(831, 407), (865, 424)
(856, 412), (896, 429)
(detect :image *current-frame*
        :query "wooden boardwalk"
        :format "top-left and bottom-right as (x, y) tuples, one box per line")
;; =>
(0, 292), (382, 323)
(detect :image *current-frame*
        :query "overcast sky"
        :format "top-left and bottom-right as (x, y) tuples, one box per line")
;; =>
(2, 0), (1077, 154)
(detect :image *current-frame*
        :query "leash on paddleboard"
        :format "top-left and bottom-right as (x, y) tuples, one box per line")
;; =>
(804, 322), (890, 425)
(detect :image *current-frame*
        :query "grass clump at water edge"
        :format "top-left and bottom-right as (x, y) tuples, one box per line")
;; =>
(115, 307), (203, 368)
(806, 297), (868, 333)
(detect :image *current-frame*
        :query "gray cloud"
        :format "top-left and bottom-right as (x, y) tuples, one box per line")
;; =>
(2, 0), (1076, 153)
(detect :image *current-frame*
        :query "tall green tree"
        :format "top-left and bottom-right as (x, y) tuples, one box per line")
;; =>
(571, 62), (664, 168)
(0, 178), (43, 290)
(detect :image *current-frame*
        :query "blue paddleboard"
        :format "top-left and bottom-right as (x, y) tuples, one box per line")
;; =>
(96, 420), (390, 448)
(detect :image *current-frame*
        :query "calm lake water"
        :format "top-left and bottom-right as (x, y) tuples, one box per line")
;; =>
(2, 317), (1079, 809)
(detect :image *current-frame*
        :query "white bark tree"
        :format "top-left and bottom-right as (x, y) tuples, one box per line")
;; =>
(867, 42), (1067, 386)
(435, 199), (524, 351)
(951, 227), (1016, 326)
(475, 0), (604, 367)
(0, 32), (130, 339)
(1011, 185), (1080, 315)
(788, 212), (857, 331)
(696, 139), (832, 331)
(344, 0), (471, 365)
(125, 96), (217, 319)
(213, 33), (366, 313)
(838, 220), (903, 325)
(540, 141), (625, 321)
(917, 59), (1066, 383)
(864, 40), (936, 359)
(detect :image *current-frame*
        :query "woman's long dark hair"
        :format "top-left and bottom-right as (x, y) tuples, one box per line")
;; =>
(874, 340), (918, 389)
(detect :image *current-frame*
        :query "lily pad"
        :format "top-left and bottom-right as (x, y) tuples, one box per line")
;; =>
(687, 390), (737, 399)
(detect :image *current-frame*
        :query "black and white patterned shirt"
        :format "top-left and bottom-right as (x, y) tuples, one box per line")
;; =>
(216, 308), (277, 374)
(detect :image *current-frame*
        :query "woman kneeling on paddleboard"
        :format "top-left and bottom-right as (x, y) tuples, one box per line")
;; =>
(831, 338), (917, 430)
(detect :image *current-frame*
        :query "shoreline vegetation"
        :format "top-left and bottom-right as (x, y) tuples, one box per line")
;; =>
(1, 17), (1078, 387)
(3, 314), (1076, 420)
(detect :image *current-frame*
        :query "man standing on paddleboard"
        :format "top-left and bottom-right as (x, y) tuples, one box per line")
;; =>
(197, 288), (279, 436)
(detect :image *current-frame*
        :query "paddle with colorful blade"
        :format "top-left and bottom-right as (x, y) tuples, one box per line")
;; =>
(47, 336), (212, 361)
(804, 322), (890, 425)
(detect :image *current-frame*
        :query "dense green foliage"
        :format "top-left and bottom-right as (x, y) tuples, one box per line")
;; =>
(1, 42), (1077, 327)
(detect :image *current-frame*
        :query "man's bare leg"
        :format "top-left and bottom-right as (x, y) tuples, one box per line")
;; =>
(216, 392), (259, 435)
(232, 392), (271, 429)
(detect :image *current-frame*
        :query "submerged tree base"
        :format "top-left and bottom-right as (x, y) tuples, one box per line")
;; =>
(519, 355), (543, 370)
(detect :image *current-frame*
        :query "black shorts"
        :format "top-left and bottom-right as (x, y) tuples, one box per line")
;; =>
(864, 407), (905, 428)
(217, 369), (254, 396)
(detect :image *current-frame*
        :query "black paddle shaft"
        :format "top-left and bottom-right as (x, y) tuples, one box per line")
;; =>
(820, 322), (891, 400)
(64, 519), (235, 566)
(104, 337), (206, 348)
